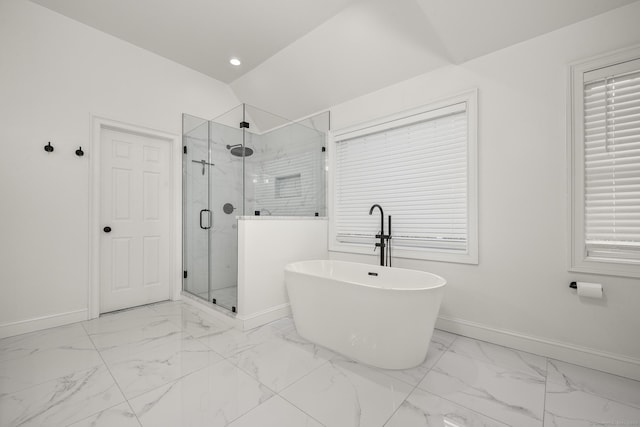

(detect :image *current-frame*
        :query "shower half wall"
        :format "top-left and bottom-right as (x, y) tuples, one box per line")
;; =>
(182, 105), (329, 318)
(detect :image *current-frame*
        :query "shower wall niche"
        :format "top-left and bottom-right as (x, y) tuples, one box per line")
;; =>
(182, 104), (328, 315)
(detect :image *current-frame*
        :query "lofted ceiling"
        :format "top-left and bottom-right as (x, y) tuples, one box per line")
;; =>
(29, 0), (639, 119)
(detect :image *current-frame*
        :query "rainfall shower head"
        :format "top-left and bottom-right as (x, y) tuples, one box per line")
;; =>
(226, 144), (254, 157)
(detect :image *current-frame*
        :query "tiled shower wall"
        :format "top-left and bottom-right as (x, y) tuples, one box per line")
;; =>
(247, 123), (326, 217)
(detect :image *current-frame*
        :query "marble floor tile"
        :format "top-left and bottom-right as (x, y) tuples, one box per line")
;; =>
(267, 316), (297, 335)
(128, 360), (274, 427)
(228, 335), (334, 392)
(265, 317), (325, 347)
(228, 395), (324, 427)
(83, 306), (182, 352)
(447, 336), (547, 379)
(146, 300), (184, 313)
(0, 332), (102, 396)
(378, 330), (457, 387)
(5, 302), (640, 427)
(68, 402), (141, 427)
(281, 358), (413, 427)
(544, 386), (640, 427)
(0, 323), (89, 364)
(0, 364), (125, 427)
(148, 301), (232, 338)
(546, 359), (640, 409)
(197, 322), (284, 358)
(419, 350), (545, 427)
(84, 306), (166, 333)
(104, 332), (223, 399)
(385, 388), (510, 427)
(147, 300), (200, 319)
(431, 329), (458, 348)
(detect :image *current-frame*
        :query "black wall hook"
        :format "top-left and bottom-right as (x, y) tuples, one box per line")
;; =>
(75, 146), (84, 157)
(44, 142), (54, 153)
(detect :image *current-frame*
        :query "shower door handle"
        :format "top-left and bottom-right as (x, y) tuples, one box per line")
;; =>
(199, 209), (212, 230)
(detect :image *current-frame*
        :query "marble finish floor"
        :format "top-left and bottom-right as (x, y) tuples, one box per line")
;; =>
(1, 301), (639, 427)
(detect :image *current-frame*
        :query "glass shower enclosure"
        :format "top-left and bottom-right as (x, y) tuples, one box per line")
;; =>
(182, 104), (328, 313)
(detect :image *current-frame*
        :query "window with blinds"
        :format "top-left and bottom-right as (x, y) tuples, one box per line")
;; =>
(330, 91), (478, 263)
(571, 50), (640, 277)
(583, 59), (640, 262)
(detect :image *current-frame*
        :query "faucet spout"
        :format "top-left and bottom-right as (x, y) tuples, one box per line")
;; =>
(369, 204), (385, 266)
(369, 204), (383, 216)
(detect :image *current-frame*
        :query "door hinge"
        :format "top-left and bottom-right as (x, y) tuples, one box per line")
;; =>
(183, 270), (188, 279)
(183, 146), (187, 154)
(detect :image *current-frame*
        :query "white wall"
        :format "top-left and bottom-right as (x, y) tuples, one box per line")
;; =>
(328, 2), (640, 379)
(0, 0), (239, 336)
(237, 218), (328, 328)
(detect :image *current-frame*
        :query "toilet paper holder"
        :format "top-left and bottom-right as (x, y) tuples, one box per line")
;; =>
(569, 281), (604, 299)
(568, 281), (602, 289)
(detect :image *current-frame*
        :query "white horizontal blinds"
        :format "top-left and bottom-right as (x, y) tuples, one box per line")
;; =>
(335, 103), (468, 251)
(583, 61), (640, 260)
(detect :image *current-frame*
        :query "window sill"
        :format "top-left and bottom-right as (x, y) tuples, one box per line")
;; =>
(329, 241), (478, 265)
(570, 257), (640, 279)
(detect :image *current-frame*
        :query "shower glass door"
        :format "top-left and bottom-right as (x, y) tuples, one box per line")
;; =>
(183, 112), (242, 312)
(183, 115), (211, 302)
(207, 118), (243, 311)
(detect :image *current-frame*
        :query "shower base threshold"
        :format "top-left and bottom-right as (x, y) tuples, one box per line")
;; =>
(181, 291), (291, 332)
(181, 291), (237, 323)
(196, 286), (237, 312)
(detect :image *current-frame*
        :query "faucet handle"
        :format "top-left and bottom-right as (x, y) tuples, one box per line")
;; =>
(373, 232), (381, 251)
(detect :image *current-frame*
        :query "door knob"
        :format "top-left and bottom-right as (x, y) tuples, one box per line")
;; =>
(103, 226), (112, 233)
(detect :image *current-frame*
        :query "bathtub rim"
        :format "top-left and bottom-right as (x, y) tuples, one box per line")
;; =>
(284, 259), (446, 292)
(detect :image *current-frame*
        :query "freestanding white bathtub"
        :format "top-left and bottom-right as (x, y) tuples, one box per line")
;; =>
(284, 260), (446, 370)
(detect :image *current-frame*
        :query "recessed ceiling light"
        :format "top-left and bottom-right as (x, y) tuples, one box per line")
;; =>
(229, 57), (241, 66)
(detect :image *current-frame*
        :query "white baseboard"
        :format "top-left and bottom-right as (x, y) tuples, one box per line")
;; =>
(436, 315), (640, 381)
(0, 309), (88, 339)
(237, 304), (292, 331)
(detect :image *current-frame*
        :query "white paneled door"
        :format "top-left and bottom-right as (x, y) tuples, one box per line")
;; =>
(100, 128), (171, 313)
